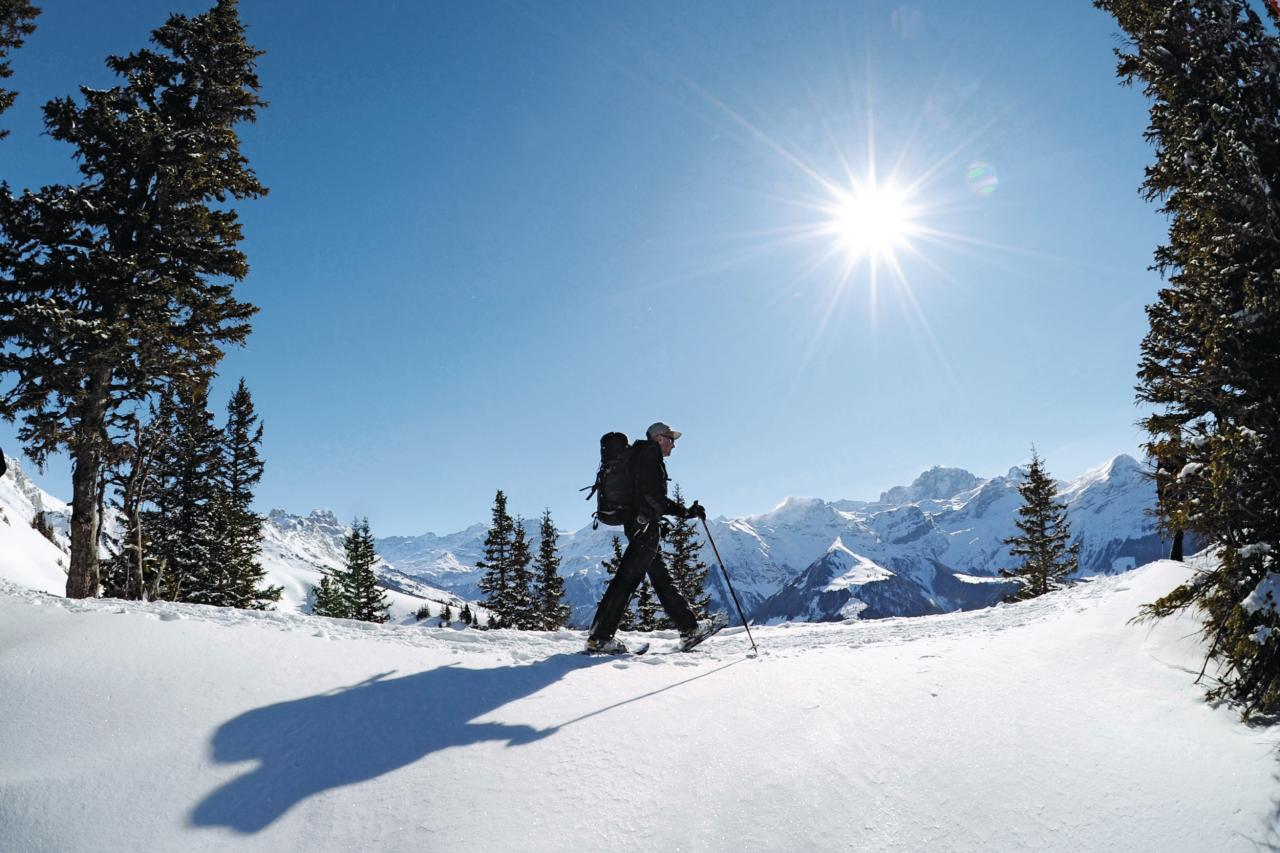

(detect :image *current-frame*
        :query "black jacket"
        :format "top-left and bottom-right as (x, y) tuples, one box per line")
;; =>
(630, 439), (684, 523)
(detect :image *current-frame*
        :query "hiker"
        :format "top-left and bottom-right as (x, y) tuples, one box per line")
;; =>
(586, 422), (720, 654)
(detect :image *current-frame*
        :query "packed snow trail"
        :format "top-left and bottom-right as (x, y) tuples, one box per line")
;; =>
(2, 560), (1278, 852)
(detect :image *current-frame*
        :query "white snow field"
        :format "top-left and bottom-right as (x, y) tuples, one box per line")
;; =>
(2, 558), (1278, 852)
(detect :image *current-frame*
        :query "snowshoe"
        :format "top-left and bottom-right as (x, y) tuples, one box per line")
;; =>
(583, 637), (649, 656)
(678, 613), (729, 652)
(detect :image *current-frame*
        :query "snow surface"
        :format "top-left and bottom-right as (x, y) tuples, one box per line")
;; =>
(2, 557), (1278, 852)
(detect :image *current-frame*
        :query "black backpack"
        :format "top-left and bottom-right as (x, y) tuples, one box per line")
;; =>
(583, 432), (635, 528)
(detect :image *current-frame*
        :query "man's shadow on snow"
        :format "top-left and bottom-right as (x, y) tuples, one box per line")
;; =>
(189, 652), (610, 834)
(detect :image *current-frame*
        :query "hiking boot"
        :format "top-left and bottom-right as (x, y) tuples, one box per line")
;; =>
(584, 636), (630, 655)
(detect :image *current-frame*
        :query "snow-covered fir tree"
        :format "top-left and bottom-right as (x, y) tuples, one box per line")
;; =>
(508, 518), (536, 629)
(342, 517), (389, 624)
(664, 484), (711, 621)
(217, 379), (280, 609)
(29, 510), (55, 545)
(0, 0), (266, 599)
(533, 509), (570, 629)
(151, 385), (224, 604)
(312, 572), (347, 619)
(476, 490), (517, 627)
(1096, 0), (1280, 716)
(1000, 450), (1079, 600)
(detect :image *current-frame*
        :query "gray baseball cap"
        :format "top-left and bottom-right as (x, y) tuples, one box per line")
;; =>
(646, 422), (682, 440)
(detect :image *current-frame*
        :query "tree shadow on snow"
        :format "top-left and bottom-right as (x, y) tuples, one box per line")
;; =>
(189, 653), (610, 834)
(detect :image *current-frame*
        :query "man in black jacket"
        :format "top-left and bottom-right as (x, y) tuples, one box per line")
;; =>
(585, 422), (718, 654)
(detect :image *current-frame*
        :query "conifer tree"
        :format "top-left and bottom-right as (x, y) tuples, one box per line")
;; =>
(1000, 450), (1079, 600)
(476, 490), (516, 627)
(508, 517), (536, 629)
(0, 1), (266, 598)
(218, 379), (280, 609)
(343, 517), (389, 623)
(460, 603), (473, 626)
(1097, 0), (1280, 716)
(0, 0), (39, 139)
(312, 571), (347, 619)
(533, 509), (570, 630)
(664, 484), (712, 620)
(29, 510), (54, 544)
(150, 385), (224, 604)
(441, 604), (452, 625)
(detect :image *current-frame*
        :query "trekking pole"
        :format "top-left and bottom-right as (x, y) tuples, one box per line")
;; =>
(700, 517), (759, 656)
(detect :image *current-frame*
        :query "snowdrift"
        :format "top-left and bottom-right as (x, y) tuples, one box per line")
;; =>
(1, 558), (1277, 852)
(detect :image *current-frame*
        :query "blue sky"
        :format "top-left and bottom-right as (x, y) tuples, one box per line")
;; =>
(2, 1), (1170, 534)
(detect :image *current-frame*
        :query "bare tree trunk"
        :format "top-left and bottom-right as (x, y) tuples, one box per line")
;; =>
(67, 442), (103, 598)
(124, 509), (145, 600)
(1170, 530), (1185, 562)
(65, 366), (111, 599)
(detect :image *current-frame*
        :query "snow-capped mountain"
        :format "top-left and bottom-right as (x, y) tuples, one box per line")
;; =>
(0, 455), (72, 594)
(0, 459), (473, 624)
(257, 508), (480, 621)
(0, 451), (1171, 627)
(750, 454), (1169, 623)
(258, 453), (1169, 627)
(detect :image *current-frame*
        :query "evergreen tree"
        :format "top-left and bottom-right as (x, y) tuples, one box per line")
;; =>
(664, 484), (712, 621)
(1097, 0), (1280, 716)
(476, 490), (516, 627)
(0, 0), (266, 598)
(602, 533), (637, 631)
(218, 379), (280, 609)
(150, 385), (224, 604)
(29, 510), (54, 544)
(313, 571), (347, 619)
(441, 604), (453, 625)
(999, 450), (1079, 600)
(343, 517), (389, 623)
(460, 603), (472, 626)
(508, 517), (536, 629)
(533, 509), (570, 630)
(0, 0), (39, 139)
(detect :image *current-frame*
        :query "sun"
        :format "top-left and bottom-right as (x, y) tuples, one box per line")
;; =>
(824, 181), (918, 264)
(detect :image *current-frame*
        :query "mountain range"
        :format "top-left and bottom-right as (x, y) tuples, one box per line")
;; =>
(0, 452), (1172, 626)
(258, 453), (1171, 626)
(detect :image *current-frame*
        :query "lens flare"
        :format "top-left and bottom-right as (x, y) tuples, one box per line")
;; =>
(966, 161), (998, 196)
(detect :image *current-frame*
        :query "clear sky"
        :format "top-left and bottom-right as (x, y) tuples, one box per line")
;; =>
(1, 0), (1172, 535)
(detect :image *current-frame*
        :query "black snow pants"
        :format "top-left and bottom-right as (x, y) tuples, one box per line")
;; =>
(588, 518), (697, 641)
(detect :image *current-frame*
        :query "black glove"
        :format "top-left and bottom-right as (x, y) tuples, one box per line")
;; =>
(685, 500), (706, 520)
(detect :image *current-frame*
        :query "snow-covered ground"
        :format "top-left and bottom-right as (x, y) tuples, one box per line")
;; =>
(2, 556), (1277, 852)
